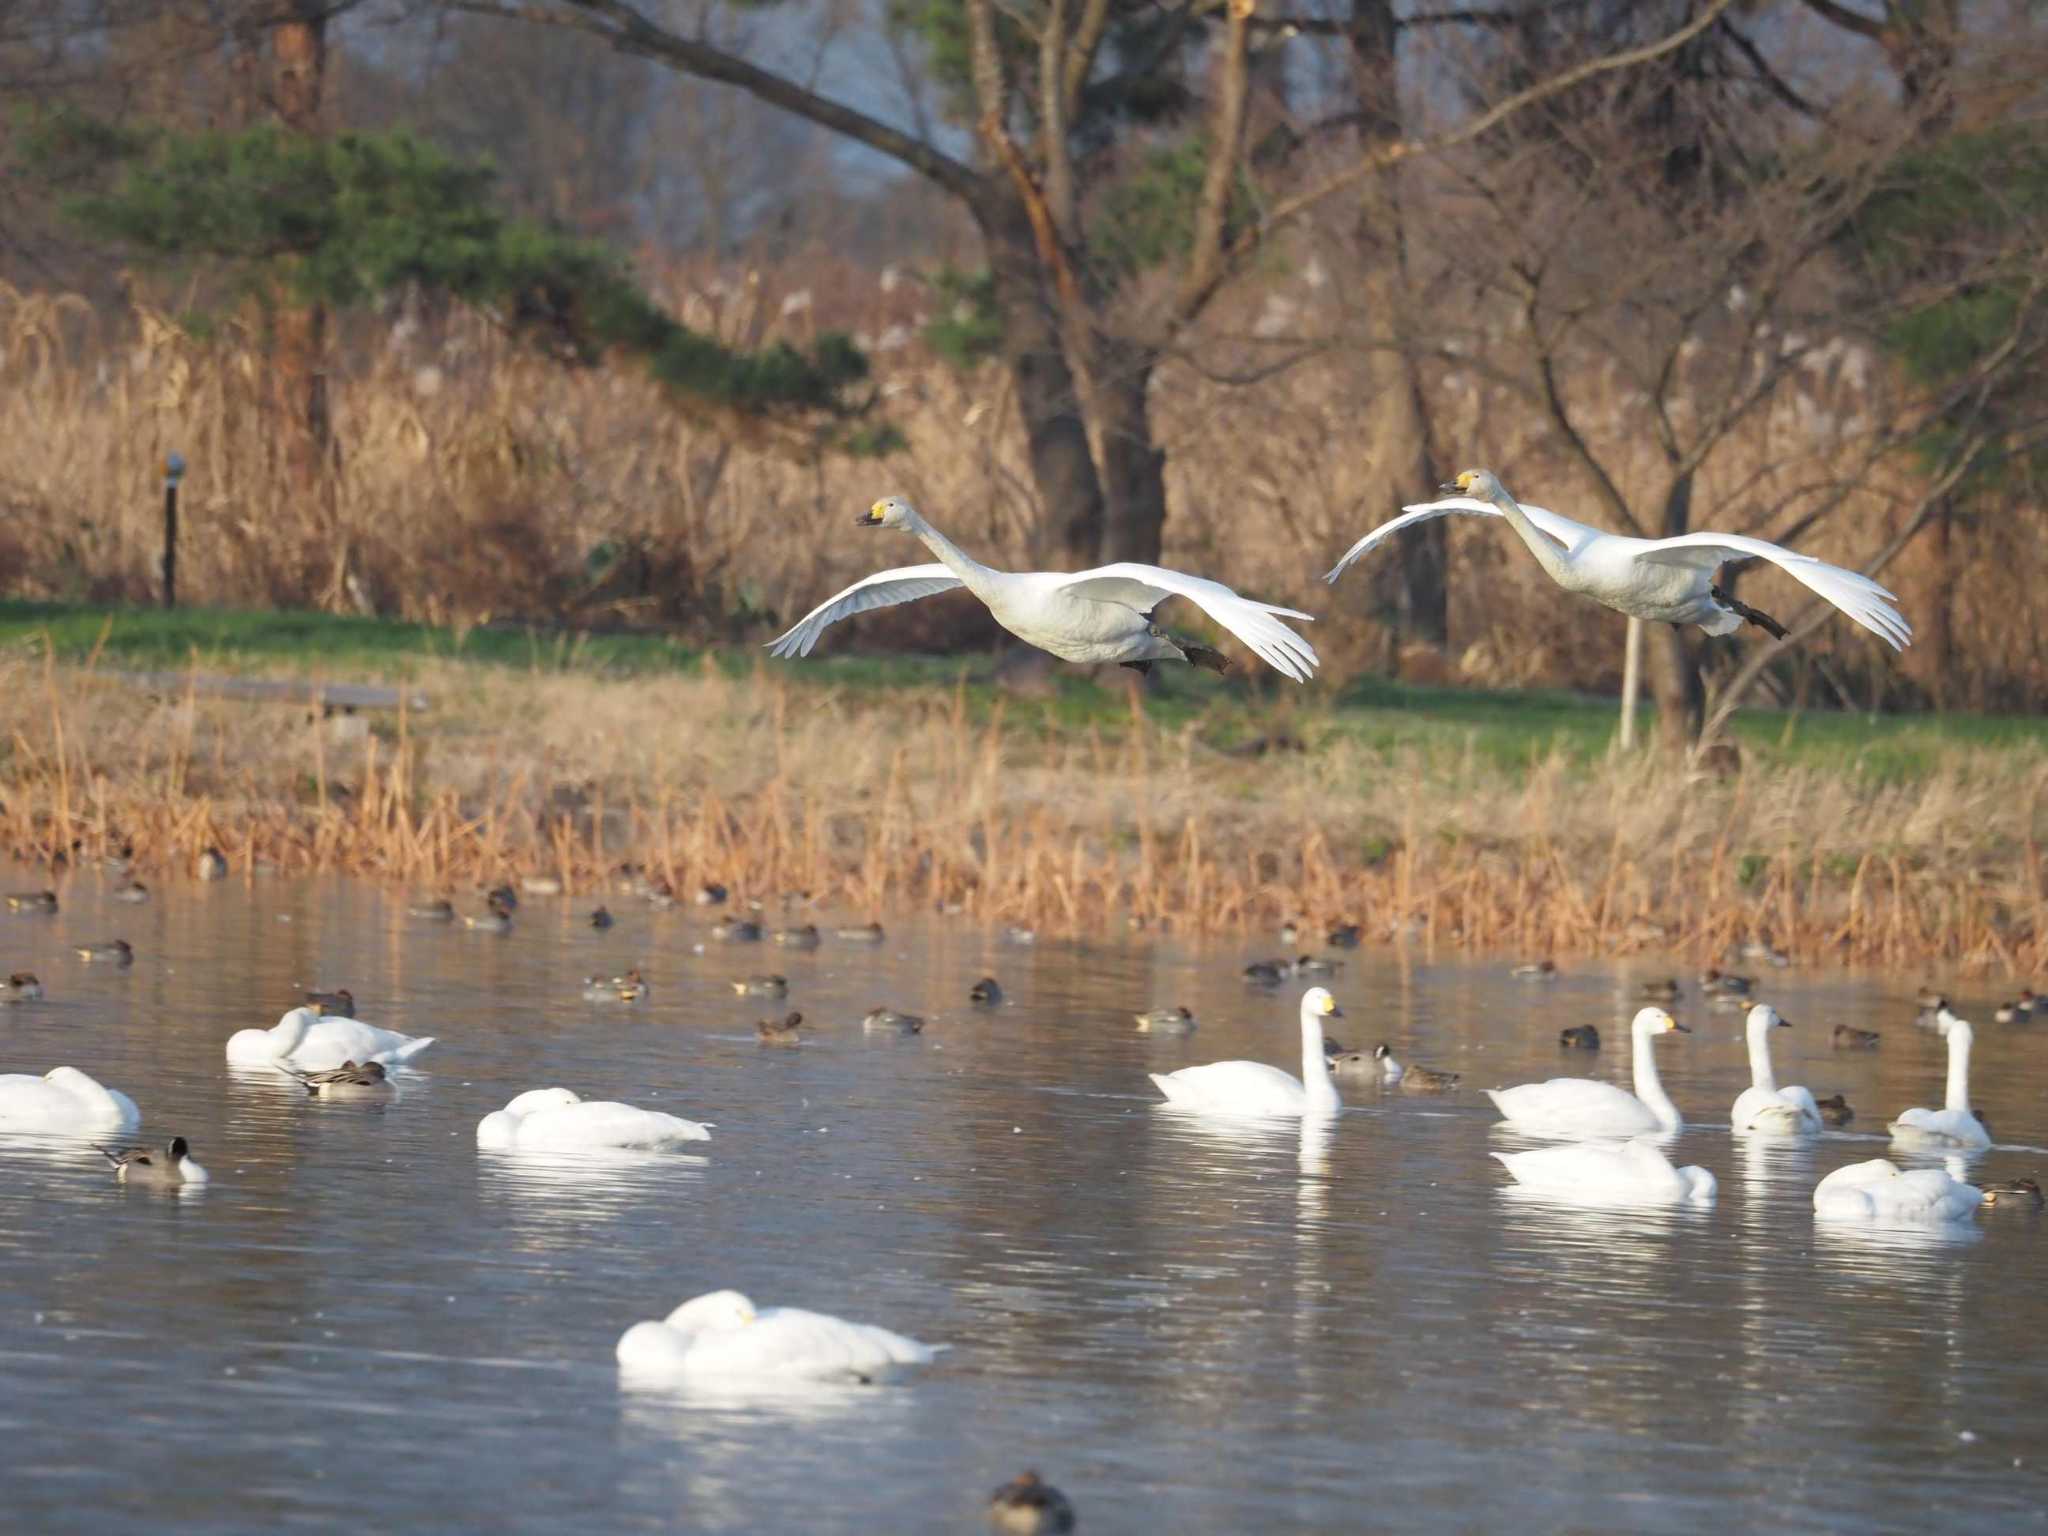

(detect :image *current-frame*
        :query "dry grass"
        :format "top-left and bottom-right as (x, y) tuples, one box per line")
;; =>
(2, 650), (2042, 974)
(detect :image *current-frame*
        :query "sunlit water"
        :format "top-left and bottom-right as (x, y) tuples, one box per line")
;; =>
(1, 870), (2042, 1531)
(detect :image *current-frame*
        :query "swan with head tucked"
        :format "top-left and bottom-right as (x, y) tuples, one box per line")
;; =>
(225, 1006), (435, 1071)
(1730, 1004), (1823, 1135)
(1813, 1158), (1980, 1223)
(1888, 1011), (1991, 1150)
(1487, 1007), (1687, 1137)
(0, 1067), (141, 1134)
(616, 1289), (941, 1384)
(768, 497), (1318, 681)
(1492, 1138), (1717, 1206)
(1148, 988), (1342, 1118)
(1325, 470), (1911, 650)
(476, 1087), (710, 1151)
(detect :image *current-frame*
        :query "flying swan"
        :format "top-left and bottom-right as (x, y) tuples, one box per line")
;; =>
(1148, 987), (1343, 1118)
(1325, 470), (1911, 650)
(768, 498), (1318, 681)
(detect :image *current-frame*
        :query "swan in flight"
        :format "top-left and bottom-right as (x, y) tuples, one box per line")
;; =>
(1325, 470), (1911, 650)
(1888, 1011), (1991, 1151)
(768, 498), (1318, 681)
(1729, 1004), (1823, 1135)
(1149, 987), (1343, 1118)
(1486, 1007), (1687, 1138)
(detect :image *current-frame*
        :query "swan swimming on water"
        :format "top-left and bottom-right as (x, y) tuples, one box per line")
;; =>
(1492, 1138), (1717, 1206)
(1888, 1011), (1991, 1151)
(1325, 470), (1911, 650)
(476, 1087), (711, 1150)
(1812, 1159), (1980, 1224)
(1149, 987), (1342, 1118)
(225, 1006), (435, 1072)
(0, 1067), (141, 1133)
(1486, 1007), (1687, 1138)
(768, 498), (1318, 681)
(616, 1289), (941, 1384)
(1729, 1004), (1823, 1135)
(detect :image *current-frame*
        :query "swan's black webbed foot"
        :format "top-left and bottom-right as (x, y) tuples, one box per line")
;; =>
(1711, 584), (1789, 640)
(1182, 644), (1230, 675)
(1121, 660), (1153, 675)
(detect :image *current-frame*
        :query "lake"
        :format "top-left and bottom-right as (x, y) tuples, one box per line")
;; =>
(1, 870), (2041, 1531)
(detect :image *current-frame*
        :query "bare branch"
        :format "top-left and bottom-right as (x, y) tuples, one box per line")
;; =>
(1174, 0), (1257, 319)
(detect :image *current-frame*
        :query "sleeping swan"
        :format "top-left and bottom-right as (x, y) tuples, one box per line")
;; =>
(1888, 1012), (1991, 1151)
(1486, 1007), (1687, 1138)
(1729, 1004), (1823, 1135)
(225, 1006), (435, 1071)
(1492, 1138), (1717, 1206)
(616, 1289), (941, 1384)
(1812, 1159), (1981, 1224)
(0, 1066), (141, 1134)
(476, 1087), (711, 1150)
(1148, 988), (1342, 1118)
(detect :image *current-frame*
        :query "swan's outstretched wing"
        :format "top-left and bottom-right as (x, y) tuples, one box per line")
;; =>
(765, 565), (964, 658)
(1631, 533), (1912, 650)
(1323, 497), (1595, 583)
(1057, 563), (1319, 682)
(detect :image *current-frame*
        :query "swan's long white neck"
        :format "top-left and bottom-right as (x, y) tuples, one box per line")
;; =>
(1630, 1016), (1681, 1130)
(1299, 1006), (1340, 1115)
(903, 509), (998, 600)
(1745, 1013), (1779, 1093)
(1481, 482), (1576, 585)
(1944, 1021), (1973, 1114)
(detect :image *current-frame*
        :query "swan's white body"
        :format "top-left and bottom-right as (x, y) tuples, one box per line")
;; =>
(769, 498), (1318, 681)
(1493, 1138), (1717, 1206)
(616, 1289), (941, 1383)
(476, 1087), (711, 1150)
(1813, 1159), (1981, 1223)
(1888, 1015), (1990, 1150)
(225, 1007), (435, 1071)
(1326, 472), (1910, 650)
(0, 1067), (141, 1134)
(1149, 988), (1343, 1118)
(1730, 1004), (1823, 1135)
(1486, 1007), (1686, 1138)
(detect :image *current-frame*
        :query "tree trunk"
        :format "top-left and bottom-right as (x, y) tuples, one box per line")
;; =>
(1923, 495), (1956, 709)
(1091, 342), (1167, 565)
(1648, 471), (1704, 751)
(979, 199), (1104, 568)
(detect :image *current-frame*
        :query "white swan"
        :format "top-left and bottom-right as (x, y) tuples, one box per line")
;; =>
(0, 1067), (141, 1134)
(476, 1087), (711, 1151)
(616, 1289), (941, 1383)
(1148, 987), (1342, 1118)
(1487, 1007), (1687, 1138)
(1326, 470), (1911, 650)
(1813, 1159), (1981, 1223)
(768, 497), (1318, 681)
(1492, 1138), (1717, 1206)
(224, 1006), (435, 1072)
(1888, 1012), (1991, 1150)
(1729, 1003), (1823, 1135)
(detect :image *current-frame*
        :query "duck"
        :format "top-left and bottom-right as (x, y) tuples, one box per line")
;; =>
(756, 1012), (804, 1047)
(1559, 1024), (1601, 1050)
(733, 975), (788, 998)
(520, 873), (563, 896)
(408, 897), (456, 922)
(1135, 1006), (1197, 1036)
(1888, 1007), (1991, 1151)
(612, 864), (653, 898)
(2, 972), (44, 1004)
(1492, 1138), (1717, 1206)
(695, 882), (729, 906)
(304, 987), (355, 1014)
(6, 889), (58, 913)
(1730, 1004), (1823, 1135)
(711, 917), (763, 943)
(616, 1289), (940, 1384)
(1149, 988), (1343, 1119)
(285, 1059), (395, 1100)
(640, 879), (676, 909)
(225, 1006), (435, 1071)
(1383, 1047), (1462, 1095)
(1980, 1177), (2044, 1211)
(1327, 1047), (1379, 1080)
(1003, 925), (1037, 946)
(1242, 958), (1291, 986)
(970, 977), (1003, 1005)
(1812, 1159), (1980, 1223)
(1737, 933), (1791, 967)
(863, 1008), (925, 1035)
(1279, 919), (1303, 946)
(1639, 978), (1680, 1003)
(1512, 959), (1559, 981)
(1369, 1042), (1405, 1083)
(1814, 1093), (1855, 1127)
(1699, 967), (1754, 998)
(1992, 990), (2039, 1023)
(1832, 1023), (1881, 1049)
(772, 924), (821, 950)
(485, 884), (520, 911)
(477, 1087), (710, 1150)
(195, 847), (228, 881)
(74, 940), (134, 966)
(987, 1471), (1076, 1535)
(1486, 1007), (1688, 1138)
(113, 880), (150, 904)
(589, 906), (614, 930)
(611, 968), (649, 1002)
(0, 1067), (142, 1133)
(1292, 954), (1342, 977)
(464, 896), (515, 933)
(837, 922), (885, 943)
(1326, 923), (1362, 950)
(99, 1135), (208, 1187)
